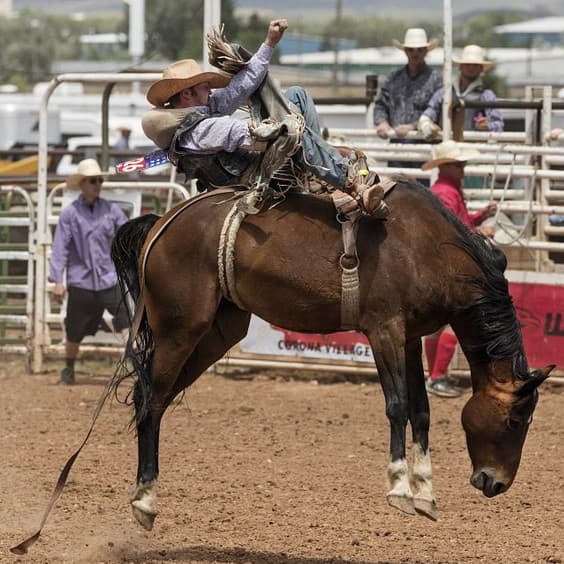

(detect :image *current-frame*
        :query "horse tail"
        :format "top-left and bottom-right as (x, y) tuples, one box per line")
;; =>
(111, 213), (159, 304)
(111, 213), (160, 424)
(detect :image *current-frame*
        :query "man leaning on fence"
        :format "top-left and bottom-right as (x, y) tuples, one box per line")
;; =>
(48, 158), (129, 385)
(417, 44), (504, 140)
(372, 28), (442, 178)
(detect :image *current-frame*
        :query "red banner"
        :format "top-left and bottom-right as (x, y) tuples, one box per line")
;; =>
(510, 280), (564, 368)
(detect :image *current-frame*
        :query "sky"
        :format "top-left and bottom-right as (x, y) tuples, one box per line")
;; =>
(11, 0), (564, 20)
(233, 0), (564, 21)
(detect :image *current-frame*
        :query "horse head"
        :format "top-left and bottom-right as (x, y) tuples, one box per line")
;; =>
(461, 361), (552, 497)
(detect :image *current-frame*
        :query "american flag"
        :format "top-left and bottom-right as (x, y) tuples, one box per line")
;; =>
(115, 149), (169, 174)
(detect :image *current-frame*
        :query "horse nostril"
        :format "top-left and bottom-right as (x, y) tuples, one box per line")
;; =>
(492, 481), (506, 496)
(471, 471), (507, 496)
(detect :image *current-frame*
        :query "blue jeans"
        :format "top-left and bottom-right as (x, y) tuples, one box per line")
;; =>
(285, 86), (348, 188)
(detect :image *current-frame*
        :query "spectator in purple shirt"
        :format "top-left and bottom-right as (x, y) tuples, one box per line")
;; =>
(49, 158), (129, 385)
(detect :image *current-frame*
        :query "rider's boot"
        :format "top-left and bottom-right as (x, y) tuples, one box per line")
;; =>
(346, 167), (389, 219)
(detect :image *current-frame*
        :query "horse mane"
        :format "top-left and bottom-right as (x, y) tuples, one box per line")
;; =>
(404, 180), (528, 379)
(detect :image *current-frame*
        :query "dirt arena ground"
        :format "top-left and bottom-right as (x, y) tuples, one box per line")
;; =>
(1, 356), (563, 564)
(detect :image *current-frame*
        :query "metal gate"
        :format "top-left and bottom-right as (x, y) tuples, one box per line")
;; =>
(0, 185), (35, 362)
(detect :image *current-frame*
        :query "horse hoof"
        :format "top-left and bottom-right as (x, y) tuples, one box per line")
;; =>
(386, 493), (416, 515)
(414, 497), (438, 521)
(131, 500), (157, 530)
(130, 480), (158, 530)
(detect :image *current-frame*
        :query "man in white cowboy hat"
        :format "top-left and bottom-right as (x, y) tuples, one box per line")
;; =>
(418, 44), (504, 139)
(373, 28), (442, 141)
(142, 19), (386, 217)
(373, 28), (442, 184)
(49, 158), (129, 384)
(421, 140), (497, 398)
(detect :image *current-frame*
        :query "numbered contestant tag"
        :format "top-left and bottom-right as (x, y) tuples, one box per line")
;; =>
(115, 149), (169, 174)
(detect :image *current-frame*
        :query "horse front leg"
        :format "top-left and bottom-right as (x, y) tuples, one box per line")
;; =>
(405, 338), (437, 520)
(368, 326), (415, 516)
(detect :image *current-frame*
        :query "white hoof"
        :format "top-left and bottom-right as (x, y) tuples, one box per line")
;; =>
(131, 500), (157, 530)
(130, 480), (158, 530)
(414, 495), (438, 520)
(387, 492), (416, 515)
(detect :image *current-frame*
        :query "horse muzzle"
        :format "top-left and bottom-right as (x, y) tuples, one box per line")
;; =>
(470, 470), (509, 498)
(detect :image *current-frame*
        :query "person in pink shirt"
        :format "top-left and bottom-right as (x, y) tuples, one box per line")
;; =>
(421, 140), (497, 397)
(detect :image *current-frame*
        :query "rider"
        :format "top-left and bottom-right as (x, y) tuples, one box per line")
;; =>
(141, 19), (386, 217)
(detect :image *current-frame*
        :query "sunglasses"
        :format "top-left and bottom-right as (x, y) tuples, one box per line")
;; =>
(449, 162), (466, 169)
(405, 47), (427, 53)
(87, 177), (104, 185)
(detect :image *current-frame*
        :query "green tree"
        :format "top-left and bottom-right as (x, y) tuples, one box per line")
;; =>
(318, 17), (442, 50)
(143, 0), (237, 61)
(0, 11), (58, 87)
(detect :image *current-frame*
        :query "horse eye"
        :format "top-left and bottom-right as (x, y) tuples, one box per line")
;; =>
(507, 417), (522, 431)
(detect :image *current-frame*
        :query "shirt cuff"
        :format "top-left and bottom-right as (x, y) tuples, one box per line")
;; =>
(257, 43), (274, 62)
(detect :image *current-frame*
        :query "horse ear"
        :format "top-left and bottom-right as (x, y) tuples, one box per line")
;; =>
(519, 365), (554, 396)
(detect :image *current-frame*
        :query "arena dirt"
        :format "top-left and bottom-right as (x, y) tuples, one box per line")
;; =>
(1, 356), (563, 563)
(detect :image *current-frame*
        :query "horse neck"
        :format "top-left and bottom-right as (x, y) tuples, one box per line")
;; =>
(466, 358), (516, 394)
(452, 315), (528, 393)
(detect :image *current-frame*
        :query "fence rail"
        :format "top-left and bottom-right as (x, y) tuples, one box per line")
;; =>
(3, 83), (564, 381)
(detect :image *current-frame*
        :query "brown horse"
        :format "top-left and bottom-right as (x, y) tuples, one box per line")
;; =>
(111, 177), (551, 531)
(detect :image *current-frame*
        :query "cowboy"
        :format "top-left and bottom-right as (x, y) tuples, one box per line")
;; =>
(49, 158), (129, 385)
(373, 28), (442, 181)
(421, 140), (497, 397)
(141, 19), (386, 217)
(418, 44), (504, 139)
(373, 28), (442, 140)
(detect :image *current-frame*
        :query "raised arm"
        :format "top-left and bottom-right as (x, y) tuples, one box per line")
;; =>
(210, 19), (288, 116)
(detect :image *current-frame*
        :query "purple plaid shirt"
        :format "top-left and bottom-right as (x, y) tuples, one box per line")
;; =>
(177, 43), (273, 153)
(49, 195), (128, 291)
(422, 77), (504, 132)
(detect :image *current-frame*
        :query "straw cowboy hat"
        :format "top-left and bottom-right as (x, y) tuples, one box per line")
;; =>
(453, 45), (494, 71)
(66, 158), (110, 188)
(392, 28), (438, 51)
(146, 59), (231, 107)
(421, 140), (480, 170)
(142, 107), (192, 149)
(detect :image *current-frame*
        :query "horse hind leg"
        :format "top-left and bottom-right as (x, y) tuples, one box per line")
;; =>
(405, 338), (437, 521)
(130, 301), (251, 530)
(130, 339), (188, 531)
